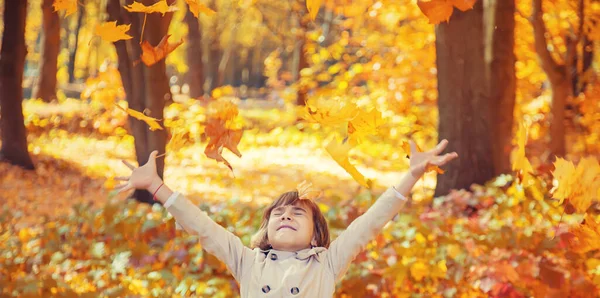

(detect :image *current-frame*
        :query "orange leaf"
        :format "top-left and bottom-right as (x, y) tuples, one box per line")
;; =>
(204, 99), (244, 171)
(551, 156), (600, 213)
(325, 137), (370, 188)
(94, 21), (133, 43)
(185, 0), (216, 18)
(449, 0), (477, 11)
(53, 0), (77, 17)
(140, 35), (184, 67)
(306, 0), (322, 21)
(124, 0), (178, 15)
(115, 104), (163, 131)
(568, 218), (600, 253)
(511, 122), (534, 186)
(417, 0), (454, 24)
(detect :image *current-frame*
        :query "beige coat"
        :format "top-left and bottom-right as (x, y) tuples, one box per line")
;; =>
(165, 186), (407, 297)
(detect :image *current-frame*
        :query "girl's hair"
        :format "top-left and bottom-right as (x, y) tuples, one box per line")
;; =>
(250, 190), (330, 250)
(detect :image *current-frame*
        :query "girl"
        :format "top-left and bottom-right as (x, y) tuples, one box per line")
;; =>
(115, 139), (458, 297)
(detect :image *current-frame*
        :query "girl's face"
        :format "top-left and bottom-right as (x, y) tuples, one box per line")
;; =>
(267, 202), (316, 251)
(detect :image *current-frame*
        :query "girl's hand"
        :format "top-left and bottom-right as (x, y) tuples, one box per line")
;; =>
(115, 150), (162, 194)
(409, 139), (458, 178)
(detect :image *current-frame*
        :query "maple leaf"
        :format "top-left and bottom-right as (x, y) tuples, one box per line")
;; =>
(568, 218), (600, 253)
(114, 104), (163, 131)
(53, 0), (77, 17)
(185, 0), (216, 18)
(94, 22), (133, 43)
(204, 120), (243, 172)
(167, 129), (187, 151)
(301, 97), (360, 127)
(140, 35), (184, 67)
(511, 122), (534, 186)
(417, 0), (454, 24)
(325, 137), (370, 188)
(124, 0), (178, 15)
(448, 0), (478, 11)
(347, 107), (385, 144)
(552, 157), (600, 213)
(306, 0), (322, 21)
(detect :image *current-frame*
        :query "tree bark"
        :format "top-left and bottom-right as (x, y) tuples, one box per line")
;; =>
(434, 1), (495, 196)
(485, 0), (516, 175)
(68, 5), (85, 83)
(35, 0), (61, 102)
(531, 0), (571, 158)
(184, 6), (204, 98)
(0, 0), (34, 169)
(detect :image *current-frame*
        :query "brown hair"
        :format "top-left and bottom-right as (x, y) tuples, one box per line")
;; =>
(250, 190), (330, 250)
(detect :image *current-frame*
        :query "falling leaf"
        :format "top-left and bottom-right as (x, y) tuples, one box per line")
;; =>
(325, 137), (370, 188)
(449, 0), (478, 11)
(94, 22), (133, 43)
(140, 35), (184, 67)
(297, 180), (322, 201)
(203, 99), (244, 171)
(347, 107), (385, 144)
(511, 122), (534, 186)
(185, 0), (216, 18)
(301, 97), (359, 127)
(167, 129), (187, 151)
(417, 0), (454, 24)
(53, 0), (77, 17)
(124, 0), (179, 15)
(306, 0), (322, 21)
(114, 104), (163, 131)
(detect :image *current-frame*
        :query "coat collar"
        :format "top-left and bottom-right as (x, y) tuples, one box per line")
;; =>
(261, 247), (327, 262)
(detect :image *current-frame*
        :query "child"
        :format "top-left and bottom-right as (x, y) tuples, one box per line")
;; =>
(115, 139), (458, 297)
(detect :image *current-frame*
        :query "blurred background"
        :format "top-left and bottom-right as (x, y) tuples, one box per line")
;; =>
(1, 0), (600, 297)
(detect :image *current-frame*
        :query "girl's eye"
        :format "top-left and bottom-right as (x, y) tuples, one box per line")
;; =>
(294, 212), (303, 216)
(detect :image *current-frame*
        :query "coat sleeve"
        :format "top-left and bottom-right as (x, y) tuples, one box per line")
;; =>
(325, 187), (408, 281)
(164, 192), (255, 282)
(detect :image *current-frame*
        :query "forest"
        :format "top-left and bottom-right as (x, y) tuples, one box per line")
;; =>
(0, 0), (600, 296)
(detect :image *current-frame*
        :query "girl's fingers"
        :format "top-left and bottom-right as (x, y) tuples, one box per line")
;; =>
(122, 160), (136, 170)
(115, 176), (130, 181)
(431, 152), (458, 166)
(116, 183), (134, 194)
(409, 140), (418, 154)
(432, 139), (449, 155)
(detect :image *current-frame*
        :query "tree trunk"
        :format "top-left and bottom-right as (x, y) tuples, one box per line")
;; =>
(0, 0), (34, 169)
(434, 1), (495, 196)
(35, 0), (60, 102)
(531, 0), (569, 158)
(68, 5), (85, 83)
(485, 0), (516, 176)
(295, 7), (310, 106)
(184, 6), (204, 99)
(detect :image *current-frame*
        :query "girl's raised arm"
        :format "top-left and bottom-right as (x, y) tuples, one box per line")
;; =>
(325, 140), (458, 281)
(115, 151), (255, 282)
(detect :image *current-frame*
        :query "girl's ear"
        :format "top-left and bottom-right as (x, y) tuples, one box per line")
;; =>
(310, 238), (317, 247)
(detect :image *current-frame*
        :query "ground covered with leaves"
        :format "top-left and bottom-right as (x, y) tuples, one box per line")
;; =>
(1, 96), (599, 297)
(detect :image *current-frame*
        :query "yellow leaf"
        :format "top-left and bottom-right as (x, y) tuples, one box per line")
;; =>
(302, 97), (359, 126)
(124, 0), (179, 15)
(325, 137), (370, 188)
(306, 0), (322, 21)
(449, 0), (477, 11)
(140, 35), (184, 67)
(552, 157), (600, 212)
(53, 0), (77, 17)
(410, 261), (428, 282)
(569, 218), (600, 253)
(94, 21), (133, 43)
(167, 130), (187, 151)
(511, 122), (534, 186)
(185, 0), (216, 18)
(347, 107), (385, 144)
(417, 0), (454, 24)
(115, 104), (163, 131)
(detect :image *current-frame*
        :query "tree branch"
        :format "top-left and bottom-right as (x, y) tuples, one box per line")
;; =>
(531, 0), (566, 83)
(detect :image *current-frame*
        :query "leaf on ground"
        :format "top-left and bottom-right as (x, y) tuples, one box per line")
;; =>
(306, 0), (322, 21)
(185, 0), (216, 18)
(94, 21), (133, 43)
(115, 104), (163, 131)
(140, 35), (184, 67)
(325, 137), (370, 188)
(511, 122), (534, 186)
(124, 0), (179, 15)
(53, 0), (77, 17)
(417, 0), (454, 24)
